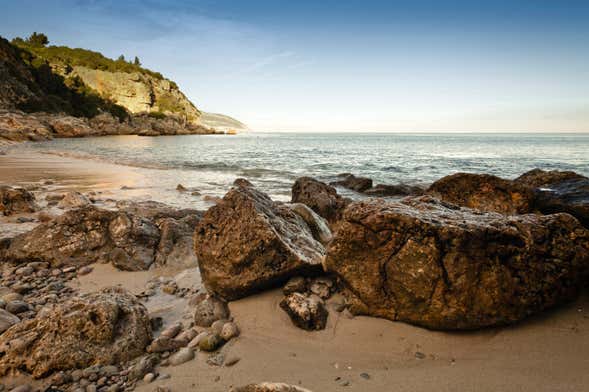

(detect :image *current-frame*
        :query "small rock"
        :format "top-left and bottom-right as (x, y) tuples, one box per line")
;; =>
(160, 322), (182, 339)
(0, 309), (19, 333)
(78, 266), (93, 276)
(280, 293), (328, 331)
(415, 352), (426, 359)
(1, 293), (22, 302)
(359, 373), (370, 380)
(156, 373), (171, 380)
(176, 184), (188, 192)
(283, 276), (307, 295)
(224, 356), (240, 367)
(16, 217), (34, 223)
(220, 322), (240, 341)
(193, 296), (230, 327)
(211, 319), (226, 335)
(206, 353), (224, 367)
(188, 331), (209, 348)
(198, 333), (223, 352)
(143, 373), (155, 383)
(169, 347), (194, 366)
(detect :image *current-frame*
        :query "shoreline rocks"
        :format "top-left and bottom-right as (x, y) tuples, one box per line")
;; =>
(291, 177), (349, 223)
(0, 186), (38, 216)
(325, 196), (589, 330)
(195, 180), (326, 300)
(0, 287), (152, 378)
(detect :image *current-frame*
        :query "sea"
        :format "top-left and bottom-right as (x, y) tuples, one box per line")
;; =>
(11, 132), (589, 208)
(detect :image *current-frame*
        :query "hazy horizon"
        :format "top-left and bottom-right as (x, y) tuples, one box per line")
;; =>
(1, 0), (588, 132)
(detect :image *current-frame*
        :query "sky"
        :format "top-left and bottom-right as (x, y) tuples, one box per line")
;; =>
(1, 0), (588, 132)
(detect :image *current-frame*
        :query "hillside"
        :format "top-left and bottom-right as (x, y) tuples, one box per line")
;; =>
(10, 35), (200, 123)
(200, 112), (248, 131)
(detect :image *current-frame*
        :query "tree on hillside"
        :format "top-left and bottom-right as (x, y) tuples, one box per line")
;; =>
(133, 56), (141, 66)
(26, 32), (49, 47)
(117, 54), (125, 62)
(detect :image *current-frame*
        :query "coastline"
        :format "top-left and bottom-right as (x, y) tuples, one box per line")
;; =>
(0, 149), (588, 391)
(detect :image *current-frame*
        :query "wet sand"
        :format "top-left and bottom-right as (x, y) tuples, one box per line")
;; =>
(2, 148), (589, 392)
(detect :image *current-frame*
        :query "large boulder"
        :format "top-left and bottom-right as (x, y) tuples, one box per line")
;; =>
(427, 173), (535, 214)
(325, 196), (589, 330)
(514, 168), (587, 188)
(291, 177), (349, 223)
(194, 180), (326, 300)
(1, 205), (160, 270)
(0, 186), (37, 216)
(0, 287), (151, 378)
(515, 169), (589, 228)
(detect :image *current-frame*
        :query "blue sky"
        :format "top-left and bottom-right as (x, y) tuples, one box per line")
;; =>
(1, 0), (588, 131)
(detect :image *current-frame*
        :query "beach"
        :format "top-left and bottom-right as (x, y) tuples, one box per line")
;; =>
(1, 148), (588, 391)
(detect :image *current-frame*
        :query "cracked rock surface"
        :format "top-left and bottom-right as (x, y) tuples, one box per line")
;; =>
(325, 196), (589, 330)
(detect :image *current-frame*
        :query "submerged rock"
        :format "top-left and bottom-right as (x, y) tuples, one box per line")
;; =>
(0, 287), (152, 378)
(0, 186), (37, 216)
(325, 196), (589, 330)
(194, 180), (326, 300)
(57, 191), (91, 209)
(427, 172), (535, 214)
(280, 293), (328, 331)
(331, 173), (373, 192)
(291, 177), (349, 223)
(363, 183), (424, 197)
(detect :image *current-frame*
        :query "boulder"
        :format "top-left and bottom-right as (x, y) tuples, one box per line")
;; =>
(287, 203), (332, 244)
(427, 173), (535, 214)
(0, 287), (151, 378)
(363, 183), (424, 197)
(0, 186), (37, 216)
(331, 173), (373, 192)
(325, 196), (589, 330)
(280, 293), (328, 331)
(515, 169), (589, 228)
(154, 216), (200, 268)
(291, 177), (349, 223)
(194, 180), (326, 300)
(533, 177), (589, 228)
(514, 169), (587, 188)
(1, 205), (160, 271)
(232, 383), (313, 392)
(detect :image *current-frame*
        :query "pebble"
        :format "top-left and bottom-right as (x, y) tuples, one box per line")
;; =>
(2, 293), (23, 303)
(16, 217), (34, 223)
(160, 322), (182, 339)
(211, 319), (226, 334)
(78, 266), (94, 276)
(360, 373), (370, 380)
(9, 385), (31, 392)
(224, 356), (240, 367)
(86, 385), (97, 392)
(415, 352), (426, 359)
(198, 333), (223, 352)
(6, 300), (29, 314)
(220, 322), (240, 341)
(188, 331), (209, 348)
(143, 373), (156, 383)
(169, 347), (194, 366)
(157, 373), (171, 381)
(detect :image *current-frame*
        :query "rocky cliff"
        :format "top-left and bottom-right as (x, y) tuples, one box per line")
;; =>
(0, 34), (234, 141)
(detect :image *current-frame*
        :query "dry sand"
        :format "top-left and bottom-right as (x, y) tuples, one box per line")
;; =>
(2, 148), (588, 392)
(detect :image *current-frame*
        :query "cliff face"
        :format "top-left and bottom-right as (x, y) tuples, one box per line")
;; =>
(63, 66), (201, 123)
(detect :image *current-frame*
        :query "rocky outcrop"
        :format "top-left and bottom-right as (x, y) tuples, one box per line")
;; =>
(1, 205), (160, 270)
(331, 173), (373, 192)
(0, 287), (151, 378)
(194, 180), (326, 300)
(69, 66), (200, 123)
(291, 177), (349, 223)
(427, 173), (536, 214)
(325, 196), (589, 330)
(0, 186), (38, 216)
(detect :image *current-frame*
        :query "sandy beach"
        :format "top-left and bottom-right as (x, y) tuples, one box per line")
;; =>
(1, 150), (588, 392)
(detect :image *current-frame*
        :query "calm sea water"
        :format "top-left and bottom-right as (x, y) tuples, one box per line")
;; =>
(14, 132), (589, 206)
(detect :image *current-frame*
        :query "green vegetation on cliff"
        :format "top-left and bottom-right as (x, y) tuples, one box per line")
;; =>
(12, 34), (165, 80)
